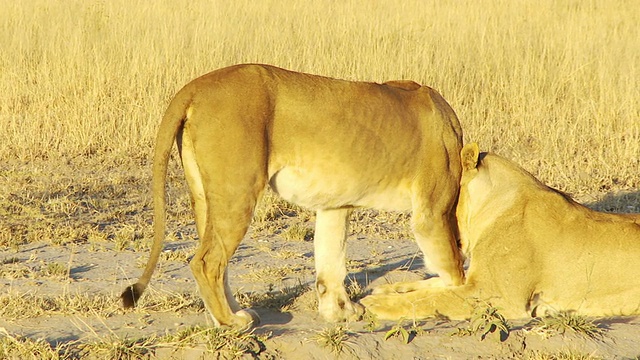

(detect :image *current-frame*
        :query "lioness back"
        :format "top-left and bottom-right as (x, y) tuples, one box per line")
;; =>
(182, 64), (463, 211)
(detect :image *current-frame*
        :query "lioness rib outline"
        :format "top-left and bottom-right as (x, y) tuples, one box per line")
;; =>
(121, 64), (465, 328)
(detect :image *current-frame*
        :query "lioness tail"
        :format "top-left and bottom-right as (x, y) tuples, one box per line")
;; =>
(121, 90), (193, 308)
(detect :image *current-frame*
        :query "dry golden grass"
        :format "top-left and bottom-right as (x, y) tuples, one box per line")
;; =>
(1, 0), (638, 195)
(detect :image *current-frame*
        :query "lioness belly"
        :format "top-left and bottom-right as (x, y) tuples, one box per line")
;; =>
(269, 167), (413, 211)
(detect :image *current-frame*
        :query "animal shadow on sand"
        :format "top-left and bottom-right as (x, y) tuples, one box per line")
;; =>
(585, 190), (640, 214)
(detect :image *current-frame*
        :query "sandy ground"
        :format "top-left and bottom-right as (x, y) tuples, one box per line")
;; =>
(3, 235), (640, 359)
(2, 159), (639, 359)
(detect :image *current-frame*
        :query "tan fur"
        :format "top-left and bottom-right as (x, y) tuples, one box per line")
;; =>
(121, 64), (465, 328)
(361, 143), (640, 320)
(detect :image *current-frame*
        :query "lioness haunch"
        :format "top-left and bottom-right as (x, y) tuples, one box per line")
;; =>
(362, 143), (640, 320)
(121, 64), (466, 328)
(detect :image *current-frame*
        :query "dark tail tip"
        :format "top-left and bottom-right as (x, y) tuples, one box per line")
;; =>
(121, 283), (145, 308)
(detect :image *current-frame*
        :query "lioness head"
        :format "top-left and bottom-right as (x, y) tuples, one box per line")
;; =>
(456, 143), (551, 255)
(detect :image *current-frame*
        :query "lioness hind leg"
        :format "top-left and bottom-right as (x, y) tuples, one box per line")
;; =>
(314, 208), (365, 322)
(180, 125), (264, 329)
(187, 189), (262, 329)
(180, 125), (248, 321)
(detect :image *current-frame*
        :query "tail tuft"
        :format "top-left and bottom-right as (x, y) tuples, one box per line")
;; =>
(121, 283), (146, 308)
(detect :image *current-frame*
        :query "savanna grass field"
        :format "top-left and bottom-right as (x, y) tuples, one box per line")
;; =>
(1, 0), (639, 359)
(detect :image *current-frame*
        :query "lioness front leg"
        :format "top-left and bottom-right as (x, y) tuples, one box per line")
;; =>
(314, 208), (365, 322)
(410, 179), (465, 287)
(372, 277), (447, 295)
(361, 284), (477, 320)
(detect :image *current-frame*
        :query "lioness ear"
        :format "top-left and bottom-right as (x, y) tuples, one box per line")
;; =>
(461, 143), (480, 171)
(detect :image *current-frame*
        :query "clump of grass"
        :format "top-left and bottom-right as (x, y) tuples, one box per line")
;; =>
(0, 289), (206, 321)
(78, 334), (155, 360)
(160, 246), (194, 263)
(240, 265), (299, 284)
(251, 190), (312, 236)
(0, 266), (33, 280)
(40, 262), (69, 279)
(350, 210), (413, 240)
(346, 278), (366, 302)
(0, 328), (68, 360)
(253, 191), (301, 223)
(527, 311), (606, 340)
(280, 222), (313, 241)
(156, 325), (271, 359)
(528, 350), (603, 360)
(0, 255), (71, 281)
(87, 228), (109, 252)
(312, 325), (355, 356)
(236, 283), (310, 312)
(133, 288), (204, 314)
(0, 224), (27, 251)
(451, 300), (510, 341)
(0, 325), (276, 360)
(0, 291), (119, 320)
(114, 226), (143, 252)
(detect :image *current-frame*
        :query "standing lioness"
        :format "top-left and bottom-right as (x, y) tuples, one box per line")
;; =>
(122, 64), (465, 328)
(362, 143), (640, 320)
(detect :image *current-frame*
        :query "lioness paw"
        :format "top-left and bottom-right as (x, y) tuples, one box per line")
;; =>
(319, 299), (365, 323)
(229, 309), (260, 330)
(360, 294), (409, 320)
(346, 301), (366, 321)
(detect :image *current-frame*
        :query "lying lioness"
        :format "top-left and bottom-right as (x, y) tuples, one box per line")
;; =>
(122, 64), (466, 328)
(362, 143), (640, 320)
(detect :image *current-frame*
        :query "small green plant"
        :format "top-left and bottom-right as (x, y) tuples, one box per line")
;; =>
(452, 300), (510, 341)
(383, 318), (424, 344)
(362, 310), (380, 332)
(527, 311), (606, 340)
(384, 320), (412, 344)
(313, 325), (355, 356)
